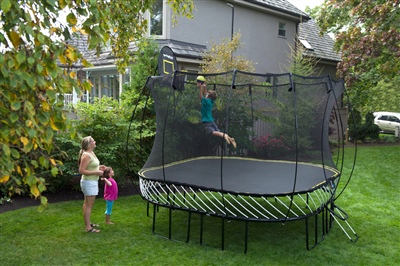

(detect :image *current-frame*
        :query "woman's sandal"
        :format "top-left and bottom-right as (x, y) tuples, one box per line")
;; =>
(90, 223), (100, 227)
(86, 228), (100, 233)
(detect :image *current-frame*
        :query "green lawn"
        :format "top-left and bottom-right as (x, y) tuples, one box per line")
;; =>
(0, 145), (399, 265)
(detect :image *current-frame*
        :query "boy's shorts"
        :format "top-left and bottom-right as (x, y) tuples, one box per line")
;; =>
(203, 122), (220, 134)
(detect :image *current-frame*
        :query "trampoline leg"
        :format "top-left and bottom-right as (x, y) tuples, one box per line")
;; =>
(152, 204), (156, 233)
(306, 209), (326, 250)
(169, 208), (172, 240)
(186, 212), (192, 243)
(221, 219), (225, 251)
(200, 214), (204, 246)
(147, 201), (149, 217)
(314, 212), (318, 244)
(244, 221), (248, 254)
(306, 217), (310, 250)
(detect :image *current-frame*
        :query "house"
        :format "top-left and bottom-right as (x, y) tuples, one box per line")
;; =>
(68, 0), (341, 104)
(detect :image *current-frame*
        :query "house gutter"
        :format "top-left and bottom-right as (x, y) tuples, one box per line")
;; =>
(231, 0), (311, 22)
(83, 65), (117, 71)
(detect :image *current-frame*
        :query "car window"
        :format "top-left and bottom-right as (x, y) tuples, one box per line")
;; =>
(389, 116), (400, 122)
(378, 116), (388, 121)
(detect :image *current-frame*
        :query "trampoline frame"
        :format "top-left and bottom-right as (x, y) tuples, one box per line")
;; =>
(138, 157), (350, 252)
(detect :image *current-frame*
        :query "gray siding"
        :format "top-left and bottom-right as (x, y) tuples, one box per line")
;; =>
(168, 0), (300, 73)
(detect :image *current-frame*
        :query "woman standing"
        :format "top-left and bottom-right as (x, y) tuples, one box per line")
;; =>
(78, 136), (105, 233)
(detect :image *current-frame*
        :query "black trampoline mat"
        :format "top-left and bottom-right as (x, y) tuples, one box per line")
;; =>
(140, 157), (339, 195)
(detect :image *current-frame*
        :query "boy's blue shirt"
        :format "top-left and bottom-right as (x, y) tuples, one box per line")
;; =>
(201, 97), (214, 123)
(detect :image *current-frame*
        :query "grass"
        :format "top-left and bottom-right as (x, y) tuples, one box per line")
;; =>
(1, 145), (399, 265)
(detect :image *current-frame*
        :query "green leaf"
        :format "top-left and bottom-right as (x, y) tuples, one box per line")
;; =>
(9, 112), (19, 123)
(27, 128), (36, 138)
(39, 156), (48, 168)
(66, 13), (78, 26)
(2, 144), (10, 157)
(11, 101), (21, 111)
(10, 148), (20, 159)
(26, 175), (36, 186)
(31, 160), (38, 168)
(16, 52), (26, 65)
(1, 66), (9, 78)
(37, 112), (49, 125)
(37, 33), (45, 43)
(26, 76), (35, 88)
(46, 89), (57, 101)
(1, 0), (11, 13)
(45, 127), (54, 143)
(27, 57), (35, 65)
(51, 167), (58, 176)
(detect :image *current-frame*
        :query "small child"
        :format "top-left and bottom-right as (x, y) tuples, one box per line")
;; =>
(101, 167), (118, 224)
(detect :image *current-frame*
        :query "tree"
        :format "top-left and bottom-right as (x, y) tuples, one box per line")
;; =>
(0, 0), (194, 209)
(283, 40), (320, 76)
(200, 32), (255, 74)
(308, 0), (400, 113)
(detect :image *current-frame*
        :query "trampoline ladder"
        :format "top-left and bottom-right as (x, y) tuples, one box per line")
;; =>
(329, 205), (359, 243)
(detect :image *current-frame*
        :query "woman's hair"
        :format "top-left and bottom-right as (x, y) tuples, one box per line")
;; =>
(102, 167), (112, 178)
(207, 90), (217, 100)
(78, 136), (92, 166)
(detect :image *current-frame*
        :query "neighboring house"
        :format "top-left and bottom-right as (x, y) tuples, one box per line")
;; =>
(67, 0), (341, 104)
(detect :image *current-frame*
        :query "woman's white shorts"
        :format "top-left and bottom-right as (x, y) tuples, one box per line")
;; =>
(80, 179), (99, 196)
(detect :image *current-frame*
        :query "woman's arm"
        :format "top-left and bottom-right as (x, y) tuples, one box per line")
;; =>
(79, 153), (103, 176)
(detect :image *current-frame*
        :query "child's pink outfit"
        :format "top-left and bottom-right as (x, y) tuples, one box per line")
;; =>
(104, 177), (118, 215)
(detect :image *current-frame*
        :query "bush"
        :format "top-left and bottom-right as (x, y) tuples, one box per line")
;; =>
(349, 112), (380, 142)
(250, 135), (290, 159)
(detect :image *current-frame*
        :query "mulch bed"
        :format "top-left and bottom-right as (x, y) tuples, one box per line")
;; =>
(0, 181), (139, 214)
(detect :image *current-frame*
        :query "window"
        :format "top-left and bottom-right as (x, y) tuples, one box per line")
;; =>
(278, 22), (286, 37)
(299, 39), (313, 50)
(147, 0), (165, 37)
(389, 116), (400, 122)
(89, 73), (120, 101)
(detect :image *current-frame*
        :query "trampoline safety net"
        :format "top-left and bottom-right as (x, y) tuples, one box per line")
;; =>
(132, 70), (358, 251)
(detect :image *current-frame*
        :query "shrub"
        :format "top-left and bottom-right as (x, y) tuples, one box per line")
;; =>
(349, 112), (380, 142)
(251, 135), (290, 159)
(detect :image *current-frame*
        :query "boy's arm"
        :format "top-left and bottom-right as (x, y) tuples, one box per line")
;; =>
(198, 84), (206, 100)
(198, 84), (203, 100)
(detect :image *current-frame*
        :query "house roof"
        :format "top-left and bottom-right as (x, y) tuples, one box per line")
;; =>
(158, 40), (207, 59)
(249, 0), (310, 21)
(298, 20), (341, 62)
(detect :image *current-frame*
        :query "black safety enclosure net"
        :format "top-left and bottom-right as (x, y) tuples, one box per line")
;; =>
(129, 70), (358, 252)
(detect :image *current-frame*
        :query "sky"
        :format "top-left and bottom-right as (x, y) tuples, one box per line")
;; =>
(287, 0), (325, 12)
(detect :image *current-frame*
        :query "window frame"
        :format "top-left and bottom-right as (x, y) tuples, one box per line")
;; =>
(278, 22), (286, 38)
(145, 0), (166, 39)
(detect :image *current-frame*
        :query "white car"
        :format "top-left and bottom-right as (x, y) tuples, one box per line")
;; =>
(373, 112), (400, 134)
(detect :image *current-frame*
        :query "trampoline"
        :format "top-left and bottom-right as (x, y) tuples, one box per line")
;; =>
(129, 70), (358, 252)
(140, 157), (339, 195)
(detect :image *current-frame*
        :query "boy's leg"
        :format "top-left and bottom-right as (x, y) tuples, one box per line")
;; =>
(213, 131), (231, 144)
(230, 137), (237, 148)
